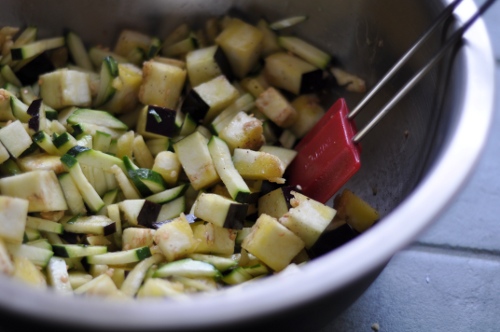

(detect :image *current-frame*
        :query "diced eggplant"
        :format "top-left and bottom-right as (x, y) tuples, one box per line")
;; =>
(186, 45), (234, 87)
(257, 186), (296, 220)
(181, 75), (239, 124)
(194, 193), (248, 230)
(136, 105), (180, 139)
(215, 18), (263, 79)
(137, 200), (162, 228)
(264, 52), (325, 95)
(27, 99), (46, 132)
(307, 223), (359, 258)
(15, 52), (56, 86)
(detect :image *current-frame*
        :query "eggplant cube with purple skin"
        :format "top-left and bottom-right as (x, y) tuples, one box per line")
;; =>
(136, 105), (180, 139)
(279, 191), (336, 248)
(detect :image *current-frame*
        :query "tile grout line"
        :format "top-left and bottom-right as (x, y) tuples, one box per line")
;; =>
(406, 241), (500, 261)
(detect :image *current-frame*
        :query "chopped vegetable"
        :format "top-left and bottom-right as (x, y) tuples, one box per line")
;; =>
(0, 14), (376, 299)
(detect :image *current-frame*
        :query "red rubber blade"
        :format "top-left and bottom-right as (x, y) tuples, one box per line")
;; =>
(287, 98), (361, 203)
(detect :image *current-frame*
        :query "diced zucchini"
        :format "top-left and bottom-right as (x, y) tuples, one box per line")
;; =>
(155, 196), (186, 222)
(101, 63), (142, 114)
(210, 93), (255, 135)
(61, 215), (116, 236)
(187, 253), (237, 272)
(278, 36), (331, 69)
(11, 256), (47, 289)
(52, 244), (108, 258)
(207, 136), (250, 203)
(26, 216), (63, 234)
(153, 258), (221, 279)
(68, 108), (127, 130)
(221, 267), (253, 285)
(94, 56), (119, 107)
(122, 227), (156, 251)
(120, 254), (164, 296)
(269, 16), (308, 30)
(86, 246), (151, 265)
(7, 243), (54, 268)
(58, 172), (87, 215)
(65, 30), (94, 71)
(146, 183), (187, 204)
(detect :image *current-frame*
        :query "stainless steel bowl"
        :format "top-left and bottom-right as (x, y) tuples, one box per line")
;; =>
(0, 0), (494, 331)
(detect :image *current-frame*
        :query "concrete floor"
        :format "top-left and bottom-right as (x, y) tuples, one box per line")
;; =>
(321, 1), (500, 331)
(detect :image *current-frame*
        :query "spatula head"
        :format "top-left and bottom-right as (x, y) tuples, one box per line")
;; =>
(287, 98), (361, 203)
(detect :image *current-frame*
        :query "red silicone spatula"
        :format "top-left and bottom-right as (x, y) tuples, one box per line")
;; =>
(287, 0), (496, 203)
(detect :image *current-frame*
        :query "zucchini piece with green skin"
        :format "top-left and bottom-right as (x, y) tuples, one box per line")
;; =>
(53, 132), (78, 155)
(177, 113), (197, 137)
(210, 93), (255, 135)
(1, 65), (22, 87)
(120, 253), (164, 296)
(269, 16), (308, 30)
(194, 193), (248, 230)
(11, 37), (65, 60)
(86, 246), (151, 265)
(153, 258), (221, 278)
(9, 95), (30, 122)
(162, 34), (198, 57)
(26, 238), (52, 251)
(24, 227), (41, 242)
(61, 215), (116, 236)
(60, 154), (105, 212)
(67, 108), (128, 130)
(52, 244), (107, 258)
(93, 130), (112, 153)
(0, 26), (37, 66)
(221, 266), (253, 285)
(187, 253), (237, 272)
(65, 30), (94, 71)
(26, 216), (63, 234)
(33, 131), (60, 155)
(7, 243), (53, 268)
(0, 142), (9, 164)
(155, 196), (186, 223)
(66, 145), (125, 172)
(94, 56), (119, 107)
(146, 184), (188, 204)
(278, 36), (331, 69)
(207, 135), (250, 203)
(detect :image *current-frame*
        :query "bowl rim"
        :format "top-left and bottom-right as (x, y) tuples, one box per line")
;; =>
(0, 0), (495, 329)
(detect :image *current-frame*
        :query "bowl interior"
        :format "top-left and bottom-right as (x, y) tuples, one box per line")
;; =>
(0, 0), (494, 330)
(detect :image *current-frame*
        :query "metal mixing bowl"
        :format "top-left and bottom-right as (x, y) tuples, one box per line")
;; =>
(0, 0), (494, 331)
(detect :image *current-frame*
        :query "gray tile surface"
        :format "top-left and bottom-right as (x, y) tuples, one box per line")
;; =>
(321, 2), (500, 331)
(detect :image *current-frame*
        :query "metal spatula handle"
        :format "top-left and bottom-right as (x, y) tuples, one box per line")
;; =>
(351, 0), (496, 143)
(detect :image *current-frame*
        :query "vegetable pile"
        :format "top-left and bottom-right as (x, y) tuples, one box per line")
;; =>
(0, 15), (378, 298)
